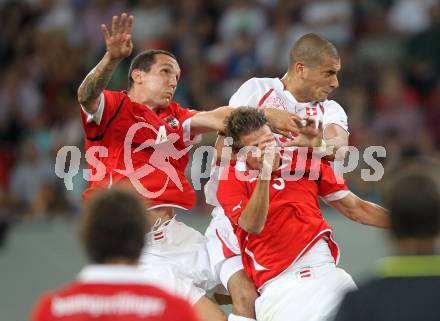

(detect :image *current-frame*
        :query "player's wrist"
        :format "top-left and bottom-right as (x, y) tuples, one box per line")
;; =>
(103, 52), (124, 65)
(315, 139), (327, 155)
(259, 162), (273, 180)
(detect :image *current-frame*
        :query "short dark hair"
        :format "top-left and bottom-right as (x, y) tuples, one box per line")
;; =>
(289, 33), (339, 68)
(384, 161), (440, 239)
(80, 188), (148, 264)
(127, 49), (177, 89)
(225, 107), (268, 152)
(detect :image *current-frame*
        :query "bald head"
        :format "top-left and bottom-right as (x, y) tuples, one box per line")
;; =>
(289, 33), (339, 68)
(284, 33), (341, 102)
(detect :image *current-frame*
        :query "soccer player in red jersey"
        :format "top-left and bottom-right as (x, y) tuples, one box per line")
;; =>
(76, 13), (300, 321)
(77, 13), (226, 320)
(204, 34), (350, 321)
(217, 107), (390, 321)
(31, 188), (200, 321)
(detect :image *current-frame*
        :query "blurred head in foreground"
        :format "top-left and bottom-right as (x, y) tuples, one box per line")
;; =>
(333, 159), (440, 321)
(80, 187), (148, 264)
(384, 159), (440, 255)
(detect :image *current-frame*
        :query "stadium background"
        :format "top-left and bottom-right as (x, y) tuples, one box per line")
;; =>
(0, 0), (439, 320)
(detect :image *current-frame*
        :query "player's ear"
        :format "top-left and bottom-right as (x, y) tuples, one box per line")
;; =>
(295, 62), (305, 79)
(131, 69), (143, 85)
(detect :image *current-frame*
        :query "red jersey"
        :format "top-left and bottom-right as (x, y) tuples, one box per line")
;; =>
(81, 90), (199, 209)
(217, 153), (349, 290)
(30, 265), (200, 321)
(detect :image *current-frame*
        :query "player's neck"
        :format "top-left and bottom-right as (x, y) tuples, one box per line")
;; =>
(103, 258), (138, 265)
(395, 238), (437, 256)
(127, 88), (159, 111)
(281, 74), (310, 103)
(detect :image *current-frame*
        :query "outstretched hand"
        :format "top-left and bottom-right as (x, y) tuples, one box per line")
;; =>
(101, 13), (134, 61)
(281, 117), (323, 148)
(263, 108), (302, 138)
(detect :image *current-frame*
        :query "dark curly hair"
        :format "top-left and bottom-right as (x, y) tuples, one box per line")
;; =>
(81, 187), (147, 264)
(224, 107), (268, 152)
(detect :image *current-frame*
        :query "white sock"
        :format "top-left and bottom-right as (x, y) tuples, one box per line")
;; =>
(228, 314), (256, 321)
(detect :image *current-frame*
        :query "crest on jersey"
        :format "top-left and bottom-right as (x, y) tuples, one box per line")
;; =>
(265, 96), (287, 110)
(306, 107), (318, 116)
(165, 117), (180, 128)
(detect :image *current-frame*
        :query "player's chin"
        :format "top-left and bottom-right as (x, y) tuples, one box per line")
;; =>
(159, 97), (171, 107)
(317, 92), (329, 102)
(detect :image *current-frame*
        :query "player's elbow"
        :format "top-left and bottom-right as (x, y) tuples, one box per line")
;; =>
(329, 144), (349, 161)
(239, 218), (264, 234)
(77, 88), (99, 114)
(243, 222), (265, 234)
(245, 227), (264, 234)
(77, 85), (88, 106)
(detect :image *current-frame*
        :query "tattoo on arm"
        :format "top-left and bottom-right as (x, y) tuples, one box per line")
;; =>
(77, 56), (118, 109)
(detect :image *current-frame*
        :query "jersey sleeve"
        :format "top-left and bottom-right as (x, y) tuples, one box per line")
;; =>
(30, 294), (53, 321)
(318, 161), (350, 202)
(173, 104), (202, 146)
(80, 90), (125, 139)
(322, 100), (349, 133)
(80, 92), (105, 124)
(229, 78), (260, 107)
(217, 170), (250, 225)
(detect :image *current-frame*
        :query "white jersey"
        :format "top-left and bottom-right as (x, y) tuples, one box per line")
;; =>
(229, 77), (348, 131)
(204, 77), (349, 207)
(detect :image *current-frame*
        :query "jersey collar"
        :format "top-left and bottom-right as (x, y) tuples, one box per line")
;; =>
(275, 77), (322, 111)
(78, 265), (153, 284)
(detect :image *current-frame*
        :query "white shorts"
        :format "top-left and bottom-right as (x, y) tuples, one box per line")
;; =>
(138, 216), (218, 305)
(255, 263), (357, 321)
(205, 207), (243, 289)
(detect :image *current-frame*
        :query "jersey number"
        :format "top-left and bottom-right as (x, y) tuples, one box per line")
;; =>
(155, 125), (168, 144)
(272, 178), (285, 190)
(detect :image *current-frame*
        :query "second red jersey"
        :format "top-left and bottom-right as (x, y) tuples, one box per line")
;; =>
(217, 153), (349, 289)
(30, 265), (200, 321)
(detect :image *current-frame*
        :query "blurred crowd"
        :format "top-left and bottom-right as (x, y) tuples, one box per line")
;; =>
(0, 0), (439, 220)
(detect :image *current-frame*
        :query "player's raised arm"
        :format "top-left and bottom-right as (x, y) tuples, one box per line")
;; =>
(323, 123), (349, 161)
(189, 106), (233, 135)
(329, 192), (390, 229)
(190, 106), (301, 137)
(280, 117), (324, 148)
(237, 137), (275, 234)
(77, 13), (134, 113)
